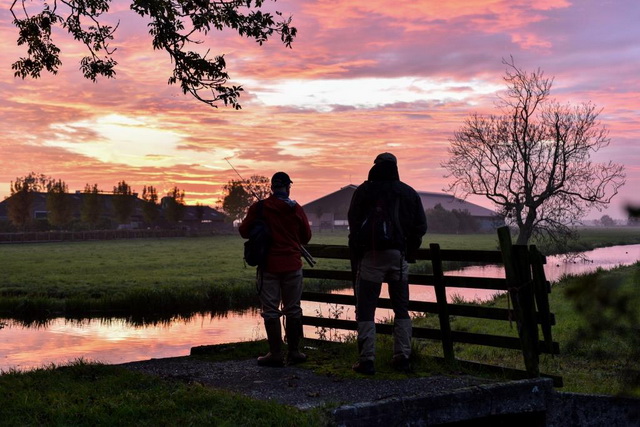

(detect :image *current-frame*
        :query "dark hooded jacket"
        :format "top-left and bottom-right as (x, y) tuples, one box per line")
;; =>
(348, 161), (427, 261)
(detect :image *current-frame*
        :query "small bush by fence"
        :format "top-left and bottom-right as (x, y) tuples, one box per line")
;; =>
(301, 226), (562, 386)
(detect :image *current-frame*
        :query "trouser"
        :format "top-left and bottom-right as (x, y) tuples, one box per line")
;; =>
(355, 249), (412, 361)
(259, 269), (304, 321)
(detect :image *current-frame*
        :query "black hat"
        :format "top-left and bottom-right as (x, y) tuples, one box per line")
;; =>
(271, 171), (293, 187)
(374, 152), (397, 164)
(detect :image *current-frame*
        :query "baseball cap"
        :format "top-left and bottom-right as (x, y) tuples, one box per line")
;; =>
(271, 171), (293, 187)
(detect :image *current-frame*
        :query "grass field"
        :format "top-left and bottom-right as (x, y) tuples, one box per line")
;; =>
(1, 227), (639, 321)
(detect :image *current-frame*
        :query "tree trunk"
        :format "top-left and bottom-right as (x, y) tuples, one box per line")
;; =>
(516, 226), (530, 245)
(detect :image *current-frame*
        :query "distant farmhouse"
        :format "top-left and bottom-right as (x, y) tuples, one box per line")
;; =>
(0, 191), (229, 231)
(302, 184), (501, 232)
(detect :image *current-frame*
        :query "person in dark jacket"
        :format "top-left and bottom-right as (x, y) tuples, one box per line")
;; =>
(239, 172), (312, 367)
(348, 153), (427, 374)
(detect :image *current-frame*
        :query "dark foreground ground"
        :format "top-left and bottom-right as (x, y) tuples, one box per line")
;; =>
(119, 355), (493, 411)
(119, 347), (640, 426)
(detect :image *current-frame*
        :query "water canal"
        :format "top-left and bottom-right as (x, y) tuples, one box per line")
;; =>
(1, 244), (639, 371)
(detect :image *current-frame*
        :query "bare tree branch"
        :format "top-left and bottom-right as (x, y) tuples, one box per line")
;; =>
(442, 59), (626, 249)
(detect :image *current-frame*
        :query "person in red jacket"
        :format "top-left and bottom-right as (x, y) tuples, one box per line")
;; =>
(239, 172), (312, 367)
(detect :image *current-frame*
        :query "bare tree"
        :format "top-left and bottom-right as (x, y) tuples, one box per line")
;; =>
(244, 175), (271, 201)
(443, 59), (625, 248)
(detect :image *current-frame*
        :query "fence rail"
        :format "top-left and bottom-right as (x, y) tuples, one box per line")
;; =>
(301, 226), (562, 386)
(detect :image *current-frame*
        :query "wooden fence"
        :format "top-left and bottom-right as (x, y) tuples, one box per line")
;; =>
(301, 226), (562, 386)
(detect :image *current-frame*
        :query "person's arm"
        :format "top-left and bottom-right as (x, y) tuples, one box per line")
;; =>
(405, 192), (427, 262)
(347, 185), (366, 248)
(298, 206), (312, 245)
(413, 191), (427, 237)
(347, 186), (366, 290)
(238, 202), (258, 239)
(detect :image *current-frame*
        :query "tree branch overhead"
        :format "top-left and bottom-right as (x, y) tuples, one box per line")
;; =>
(10, 0), (296, 108)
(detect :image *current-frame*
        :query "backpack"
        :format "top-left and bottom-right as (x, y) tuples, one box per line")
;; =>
(358, 191), (404, 251)
(243, 200), (272, 267)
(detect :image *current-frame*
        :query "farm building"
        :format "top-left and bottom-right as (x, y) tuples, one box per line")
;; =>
(302, 184), (501, 232)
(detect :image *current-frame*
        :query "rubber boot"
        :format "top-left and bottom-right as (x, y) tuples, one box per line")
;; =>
(257, 318), (284, 367)
(353, 321), (376, 375)
(392, 318), (412, 372)
(285, 317), (307, 365)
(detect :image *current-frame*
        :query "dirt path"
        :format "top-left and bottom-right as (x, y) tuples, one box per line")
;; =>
(120, 356), (495, 410)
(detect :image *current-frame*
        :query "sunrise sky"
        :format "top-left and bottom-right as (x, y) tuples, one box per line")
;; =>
(1, 0), (638, 220)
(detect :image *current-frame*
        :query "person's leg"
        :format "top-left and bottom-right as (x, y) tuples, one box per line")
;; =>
(280, 269), (303, 319)
(387, 256), (412, 371)
(280, 269), (307, 364)
(353, 280), (380, 374)
(390, 315), (412, 372)
(258, 317), (284, 367)
(257, 271), (284, 367)
(355, 277), (382, 364)
(259, 270), (282, 320)
(353, 252), (386, 374)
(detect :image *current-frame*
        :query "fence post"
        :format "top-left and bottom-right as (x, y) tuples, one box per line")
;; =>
(430, 243), (455, 363)
(530, 245), (554, 354)
(497, 227), (539, 377)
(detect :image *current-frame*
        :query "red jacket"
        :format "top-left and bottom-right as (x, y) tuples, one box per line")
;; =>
(239, 193), (312, 273)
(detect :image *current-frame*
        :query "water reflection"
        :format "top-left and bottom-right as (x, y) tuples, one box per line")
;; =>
(1, 312), (264, 372)
(1, 244), (638, 372)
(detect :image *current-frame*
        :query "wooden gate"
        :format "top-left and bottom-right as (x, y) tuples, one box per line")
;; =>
(301, 226), (562, 386)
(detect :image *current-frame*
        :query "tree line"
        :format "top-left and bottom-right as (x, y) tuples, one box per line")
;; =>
(425, 204), (482, 234)
(3, 173), (186, 232)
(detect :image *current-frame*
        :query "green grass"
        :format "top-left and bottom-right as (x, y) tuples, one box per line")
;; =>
(570, 226), (640, 250)
(0, 236), (262, 322)
(1, 227), (639, 322)
(0, 360), (326, 426)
